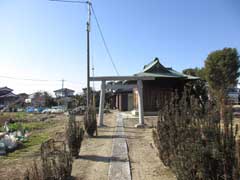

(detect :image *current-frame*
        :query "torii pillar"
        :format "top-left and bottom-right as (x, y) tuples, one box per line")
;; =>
(135, 79), (144, 127)
(98, 80), (105, 126)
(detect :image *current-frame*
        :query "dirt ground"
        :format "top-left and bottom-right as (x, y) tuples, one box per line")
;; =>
(0, 111), (176, 180)
(123, 115), (176, 180)
(72, 112), (176, 180)
(72, 112), (116, 180)
(0, 114), (67, 180)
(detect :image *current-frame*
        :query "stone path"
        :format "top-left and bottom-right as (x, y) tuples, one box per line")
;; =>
(108, 113), (131, 180)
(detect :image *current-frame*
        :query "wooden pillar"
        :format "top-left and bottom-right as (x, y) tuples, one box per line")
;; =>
(136, 79), (144, 127)
(98, 80), (106, 126)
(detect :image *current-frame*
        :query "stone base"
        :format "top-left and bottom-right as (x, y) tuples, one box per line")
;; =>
(131, 110), (139, 116)
(98, 124), (105, 127)
(134, 123), (145, 128)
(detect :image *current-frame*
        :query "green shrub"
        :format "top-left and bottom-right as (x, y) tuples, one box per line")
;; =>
(8, 123), (24, 132)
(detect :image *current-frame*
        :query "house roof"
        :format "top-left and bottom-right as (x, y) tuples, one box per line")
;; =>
(0, 86), (15, 97)
(0, 87), (13, 92)
(0, 92), (17, 98)
(134, 58), (199, 80)
(54, 88), (75, 93)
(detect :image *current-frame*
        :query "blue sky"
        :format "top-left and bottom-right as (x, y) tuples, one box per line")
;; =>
(0, 0), (239, 94)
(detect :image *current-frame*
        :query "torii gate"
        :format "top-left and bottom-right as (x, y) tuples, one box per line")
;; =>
(89, 76), (154, 127)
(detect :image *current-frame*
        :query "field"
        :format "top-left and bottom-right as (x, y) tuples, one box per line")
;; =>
(0, 113), (67, 180)
(0, 111), (175, 180)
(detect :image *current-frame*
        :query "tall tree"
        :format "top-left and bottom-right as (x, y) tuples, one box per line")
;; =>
(183, 67), (208, 108)
(44, 92), (57, 107)
(183, 67), (206, 80)
(204, 47), (240, 140)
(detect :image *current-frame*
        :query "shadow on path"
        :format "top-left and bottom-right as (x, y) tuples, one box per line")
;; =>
(94, 135), (126, 139)
(77, 155), (128, 163)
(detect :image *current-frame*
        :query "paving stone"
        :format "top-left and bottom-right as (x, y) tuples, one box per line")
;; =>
(108, 113), (131, 180)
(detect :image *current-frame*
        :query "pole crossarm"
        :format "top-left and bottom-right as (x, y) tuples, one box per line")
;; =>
(89, 76), (154, 81)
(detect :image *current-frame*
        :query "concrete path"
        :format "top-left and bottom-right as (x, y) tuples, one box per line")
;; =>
(108, 113), (131, 180)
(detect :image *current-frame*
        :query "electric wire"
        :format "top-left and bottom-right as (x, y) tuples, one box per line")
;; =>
(91, 5), (120, 76)
(49, 0), (87, 4)
(0, 75), (84, 85)
(49, 0), (120, 76)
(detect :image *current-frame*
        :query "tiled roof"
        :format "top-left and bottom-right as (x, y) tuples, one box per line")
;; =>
(54, 88), (75, 92)
(134, 58), (199, 80)
(0, 87), (13, 92)
(0, 92), (17, 98)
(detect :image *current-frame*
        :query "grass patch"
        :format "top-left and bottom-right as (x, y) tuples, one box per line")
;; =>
(1, 131), (50, 160)
(0, 112), (28, 127)
(23, 121), (56, 131)
(14, 112), (27, 120)
(0, 112), (27, 120)
(24, 132), (49, 147)
(0, 121), (58, 160)
(3, 121), (56, 132)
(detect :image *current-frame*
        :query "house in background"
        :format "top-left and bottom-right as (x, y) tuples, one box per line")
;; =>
(0, 87), (18, 108)
(114, 58), (198, 113)
(18, 93), (29, 102)
(54, 88), (75, 108)
(54, 88), (75, 98)
(27, 92), (46, 107)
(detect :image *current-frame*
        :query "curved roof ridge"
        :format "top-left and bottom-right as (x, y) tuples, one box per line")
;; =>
(143, 58), (159, 71)
(134, 57), (200, 80)
(143, 57), (170, 73)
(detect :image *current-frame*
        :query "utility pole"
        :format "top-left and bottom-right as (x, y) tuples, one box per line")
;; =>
(61, 79), (67, 109)
(61, 79), (65, 97)
(86, 0), (91, 109)
(92, 58), (95, 108)
(49, 0), (92, 110)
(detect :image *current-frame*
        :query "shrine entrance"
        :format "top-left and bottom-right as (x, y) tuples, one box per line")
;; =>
(89, 76), (154, 127)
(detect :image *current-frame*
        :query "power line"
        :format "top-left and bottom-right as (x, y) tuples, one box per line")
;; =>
(91, 5), (120, 76)
(49, 0), (87, 4)
(0, 75), (50, 82)
(49, 0), (120, 76)
(0, 75), (84, 85)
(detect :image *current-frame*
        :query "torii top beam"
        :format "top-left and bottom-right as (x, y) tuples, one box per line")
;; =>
(89, 76), (154, 81)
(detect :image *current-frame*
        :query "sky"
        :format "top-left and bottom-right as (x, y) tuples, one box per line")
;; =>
(0, 0), (240, 95)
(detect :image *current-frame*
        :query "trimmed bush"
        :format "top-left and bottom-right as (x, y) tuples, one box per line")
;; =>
(153, 90), (239, 180)
(84, 106), (97, 137)
(66, 115), (84, 158)
(23, 161), (43, 180)
(40, 139), (72, 180)
(22, 139), (73, 180)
